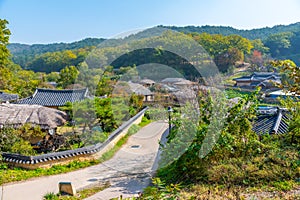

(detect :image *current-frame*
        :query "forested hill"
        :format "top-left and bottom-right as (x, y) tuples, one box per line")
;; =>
(8, 38), (105, 54)
(8, 38), (105, 67)
(159, 22), (300, 40)
(7, 22), (300, 71)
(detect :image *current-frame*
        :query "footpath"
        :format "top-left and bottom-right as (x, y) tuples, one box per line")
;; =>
(0, 121), (168, 200)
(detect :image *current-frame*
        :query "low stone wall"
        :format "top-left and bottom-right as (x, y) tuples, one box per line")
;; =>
(2, 107), (148, 169)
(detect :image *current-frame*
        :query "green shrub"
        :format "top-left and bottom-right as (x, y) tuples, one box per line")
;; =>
(139, 116), (151, 127)
(272, 181), (294, 191)
(43, 192), (59, 200)
(127, 124), (140, 135)
(11, 139), (36, 155)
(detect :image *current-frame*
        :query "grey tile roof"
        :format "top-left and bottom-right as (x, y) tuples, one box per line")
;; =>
(234, 72), (281, 82)
(253, 107), (290, 134)
(16, 88), (89, 107)
(253, 72), (280, 77)
(0, 92), (19, 102)
(234, 72), (281, 89)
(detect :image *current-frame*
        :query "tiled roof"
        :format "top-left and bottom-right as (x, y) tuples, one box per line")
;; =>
(234, 72), (281, 83)
(16, 88), (89, 107)
(253, 107), (290, 134)
(0, 92), (19, 102)
(233, 76), (251, 81)
(253, 72), (280, 77)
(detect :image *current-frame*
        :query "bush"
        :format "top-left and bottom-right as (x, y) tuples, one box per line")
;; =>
(127, 124), (140, 135)
(43, 192), (59, 200)
(11, 139), (35, 155)
(139, 116), (151, 127)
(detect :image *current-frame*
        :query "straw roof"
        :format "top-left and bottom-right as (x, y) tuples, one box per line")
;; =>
(0, 103), (68, 129)
(128, 82), (153, 96)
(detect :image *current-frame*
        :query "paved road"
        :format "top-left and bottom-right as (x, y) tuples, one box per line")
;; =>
(0, 121), (168, 200)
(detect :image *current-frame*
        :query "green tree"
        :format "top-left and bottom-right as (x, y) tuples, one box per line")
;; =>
(192, 33), (253, 72)
(271, 59), (300, 94)
(45, 72), (60, 82)
(251, 39), (269, 54)
(0, 127), (35, 155)
(271, 60), (300, 145)
(265, 32), (294, 57)
(0, 19), (11, 67)
(58, 66), (79, 88)
(129, 93), (144, 116)
(94, 97), (117, 132)
(95, 77), (115, 96)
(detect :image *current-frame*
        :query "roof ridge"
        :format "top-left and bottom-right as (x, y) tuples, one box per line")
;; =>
(37, 88), (88, 92)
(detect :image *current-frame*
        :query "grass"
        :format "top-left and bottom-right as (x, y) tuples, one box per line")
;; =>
(0, 118), (150, 185)
(0, 160), (99, 185)
(179, 183), (300, 200)
(43, 182), (110, 200)
(98, 129), (132, 162)
(225, 88), (251, 99)
(139, 116), (152, 127)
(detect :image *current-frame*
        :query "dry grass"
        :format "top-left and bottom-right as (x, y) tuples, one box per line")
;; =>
(180, 184), (300, 200)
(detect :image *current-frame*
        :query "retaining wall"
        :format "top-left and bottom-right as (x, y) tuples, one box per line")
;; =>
(1, 107), (148, 169)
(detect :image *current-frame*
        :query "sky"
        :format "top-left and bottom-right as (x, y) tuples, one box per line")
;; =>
(1, 0), (300, 44)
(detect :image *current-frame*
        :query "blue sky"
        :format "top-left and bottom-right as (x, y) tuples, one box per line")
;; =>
(1, 0), (300, 44)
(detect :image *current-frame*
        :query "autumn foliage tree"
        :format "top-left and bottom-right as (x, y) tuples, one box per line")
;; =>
(250, 50), (264, 71)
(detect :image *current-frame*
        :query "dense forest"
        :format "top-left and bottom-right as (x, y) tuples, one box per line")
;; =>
(8, 22), (300, 73)
(8, 38), (105, 69)
(160, 22), (300, 40)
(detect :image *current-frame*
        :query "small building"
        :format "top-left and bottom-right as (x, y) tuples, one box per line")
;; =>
(0, 91), (19, 103)
(233, 72), (281, 89)
(139, 79), (156, 88)
(46, 82), (58, 88)
(127, 82), (154, 102)
(161, 78), (195, 86)
(268, 90), (300, 99)
(253, 107), (289, 135)
(16, 88), (89, 109)
(0, 103), (68, 144)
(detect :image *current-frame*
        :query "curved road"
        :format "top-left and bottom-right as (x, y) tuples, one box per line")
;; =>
(0, 121), (168, 200)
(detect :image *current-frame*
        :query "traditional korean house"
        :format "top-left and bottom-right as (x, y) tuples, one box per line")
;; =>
(252, 107), (290, 135)
(0, 91), (19, 103)
(0, 103), (68, 144)
(139, 79), (156, 88)
(16, 88), (89, 109)
(127, 82), (154, 102)
(233, 72), (281, 89)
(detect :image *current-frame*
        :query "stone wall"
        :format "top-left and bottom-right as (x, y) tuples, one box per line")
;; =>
(2, 107), (148, 169)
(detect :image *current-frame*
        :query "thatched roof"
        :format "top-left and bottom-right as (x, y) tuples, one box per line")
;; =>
(161, 78), (194, 85)
(128, 82), (153, 96)
(139, 79), (156, 85)
(0, 103), (68, 129)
